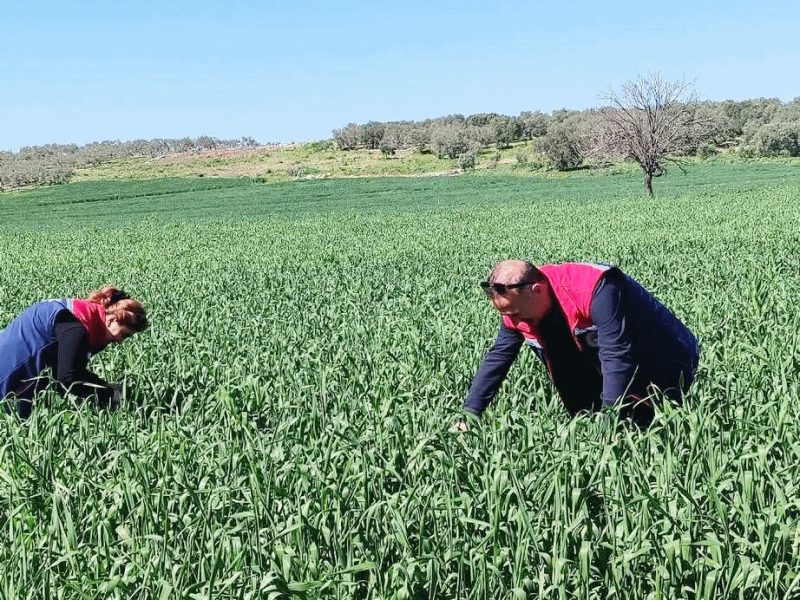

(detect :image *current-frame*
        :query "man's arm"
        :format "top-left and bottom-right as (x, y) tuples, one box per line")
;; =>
(53, 313), (115, 406)
(463, 322), (524, 416)
(590, 274), (638, 407)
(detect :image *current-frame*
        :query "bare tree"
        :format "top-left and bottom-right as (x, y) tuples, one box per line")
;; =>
(595, 73), (708, 196)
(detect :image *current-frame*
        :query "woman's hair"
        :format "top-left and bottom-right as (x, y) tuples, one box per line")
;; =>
(86, 286), (149, 332)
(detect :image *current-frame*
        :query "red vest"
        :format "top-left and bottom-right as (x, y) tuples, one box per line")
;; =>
(501, 263), (610, 346)
(70, 299), (109, 354)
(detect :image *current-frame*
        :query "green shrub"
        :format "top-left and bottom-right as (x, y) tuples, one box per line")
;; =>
(696, 142), (718, 158)
(536, 122), (584, 170)
(380, 141), (396, 157)
(286, 164), (307, 178)
(305, 139), (335, 152)
(753, 122), (800, 157)
(456, 149), (479, 170)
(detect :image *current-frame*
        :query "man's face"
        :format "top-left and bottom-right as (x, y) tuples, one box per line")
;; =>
(488, 282), (551, 325)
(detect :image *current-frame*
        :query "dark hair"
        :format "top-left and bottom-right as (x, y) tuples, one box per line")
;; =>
(86, 285), (149, 332)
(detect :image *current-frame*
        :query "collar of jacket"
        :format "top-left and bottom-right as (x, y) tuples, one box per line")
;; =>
(70, 299), (109, 354)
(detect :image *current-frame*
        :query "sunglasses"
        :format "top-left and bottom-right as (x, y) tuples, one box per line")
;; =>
(480, 280), (534, 296)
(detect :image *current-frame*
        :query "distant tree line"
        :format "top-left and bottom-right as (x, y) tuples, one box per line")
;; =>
(0, 136), (260, 190)
(332, 97), (800, 171)
(3, 95), (799, 191)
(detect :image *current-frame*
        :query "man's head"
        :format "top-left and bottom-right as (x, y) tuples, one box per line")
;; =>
(481, 260), (552, 324)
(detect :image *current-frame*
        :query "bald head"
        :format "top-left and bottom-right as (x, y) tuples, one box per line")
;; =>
(483, 260), (551, 323)
(488, 260), (544, 285)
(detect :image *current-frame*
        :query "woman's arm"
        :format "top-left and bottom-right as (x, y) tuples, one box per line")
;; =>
(53, 311), (114, 406)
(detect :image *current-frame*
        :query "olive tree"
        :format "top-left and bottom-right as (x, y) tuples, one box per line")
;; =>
(332, 123), (362, 150)
(430, 123), (471, 159)
(596, 73), (709, 196)
(536, 118), (586, 171)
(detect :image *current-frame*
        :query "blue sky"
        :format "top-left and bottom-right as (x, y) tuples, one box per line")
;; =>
(1, 0), (798, 151)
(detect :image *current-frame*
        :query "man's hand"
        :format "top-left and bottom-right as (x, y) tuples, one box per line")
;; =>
(452, 417), (469, 432)
(452, 413), (479, 432)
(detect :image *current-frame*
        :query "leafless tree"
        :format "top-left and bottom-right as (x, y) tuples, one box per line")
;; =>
(595, 73), (709, 196)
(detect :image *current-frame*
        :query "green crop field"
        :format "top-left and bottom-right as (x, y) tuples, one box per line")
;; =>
(1, 162), (800, 599)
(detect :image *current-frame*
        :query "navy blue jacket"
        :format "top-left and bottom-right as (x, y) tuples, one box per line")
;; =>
(1, 300), (70, 400)
(1, 300), (113, 417)
(464, 269), (699, 416)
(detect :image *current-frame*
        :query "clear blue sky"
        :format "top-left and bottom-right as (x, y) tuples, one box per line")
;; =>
(2, 0), (798, 151)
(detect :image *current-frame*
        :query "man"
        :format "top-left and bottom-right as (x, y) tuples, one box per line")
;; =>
(461, 260), (699, 427)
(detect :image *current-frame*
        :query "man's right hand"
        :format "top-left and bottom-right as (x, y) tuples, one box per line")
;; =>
(452, 417), (469, 432)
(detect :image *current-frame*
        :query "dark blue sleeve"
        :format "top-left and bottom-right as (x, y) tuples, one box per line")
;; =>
(463, 322), (524, 416)
(590, 274), (638, 407)
(53, 312), (114, 405)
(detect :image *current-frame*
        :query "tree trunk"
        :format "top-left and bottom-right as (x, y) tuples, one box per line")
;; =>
(644, 170), (654, 196)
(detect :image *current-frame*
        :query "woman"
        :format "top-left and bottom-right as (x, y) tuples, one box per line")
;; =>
(1, 286), (148, 418)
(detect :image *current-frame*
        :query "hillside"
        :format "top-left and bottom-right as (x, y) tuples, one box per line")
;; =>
(66, 142), (553, 184)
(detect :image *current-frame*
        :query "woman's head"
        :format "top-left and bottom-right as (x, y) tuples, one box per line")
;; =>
(86, 286), (149, 342)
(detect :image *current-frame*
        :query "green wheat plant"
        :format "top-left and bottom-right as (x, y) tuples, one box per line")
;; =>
(1, 163), (799, 598)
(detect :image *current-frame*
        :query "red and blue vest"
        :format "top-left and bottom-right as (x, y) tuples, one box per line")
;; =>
(501, 263), (611, 348)
(0, 299), (108, 399)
